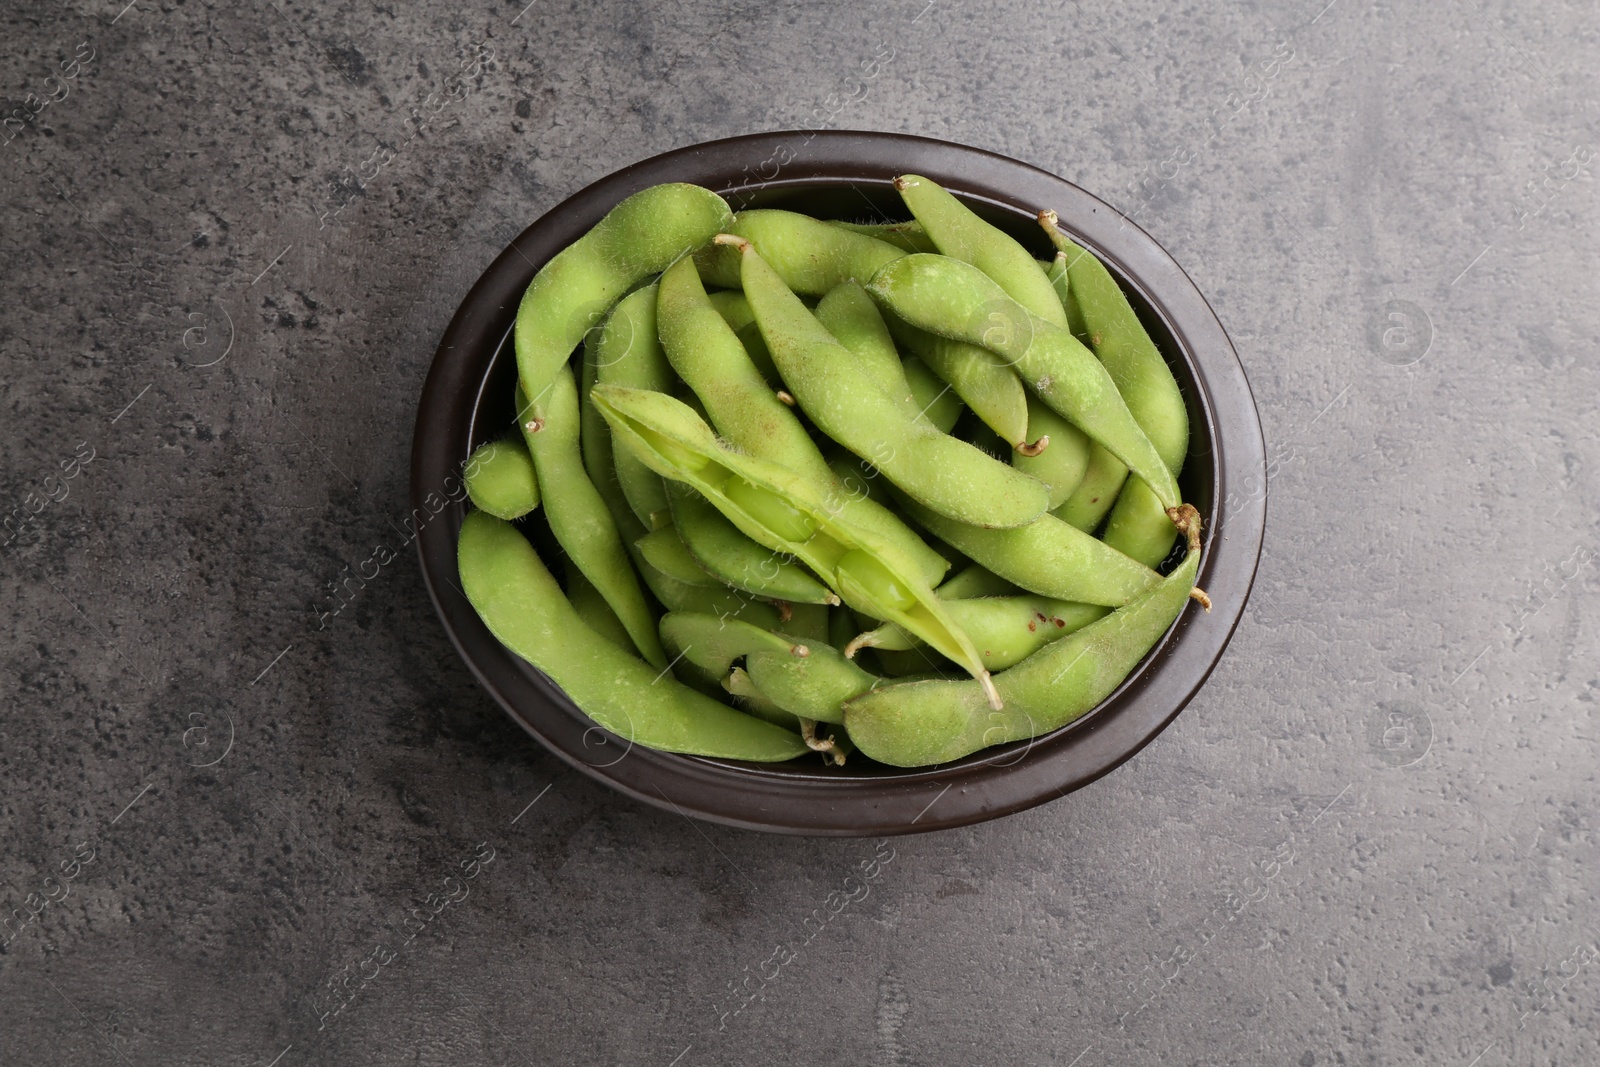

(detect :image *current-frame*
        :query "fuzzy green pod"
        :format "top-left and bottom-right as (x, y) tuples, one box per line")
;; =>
(458, 512), (806, 761)
(694, 209), (906, 293)
(465, 438), (540, 519)
(514, 183), (732, 405)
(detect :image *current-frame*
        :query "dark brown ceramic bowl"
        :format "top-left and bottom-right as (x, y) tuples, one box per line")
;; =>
(412, 131), (1266, 836)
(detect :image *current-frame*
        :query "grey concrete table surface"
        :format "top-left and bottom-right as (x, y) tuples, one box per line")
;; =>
(2, 0), (1596, 1064)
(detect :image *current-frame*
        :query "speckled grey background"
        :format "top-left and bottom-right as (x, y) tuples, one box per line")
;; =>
(3, 0), (1597, 1063)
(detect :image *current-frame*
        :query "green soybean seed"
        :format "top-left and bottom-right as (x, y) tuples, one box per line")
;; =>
(635, 523), (719, 588)
(518, 370), (666, 668)
(885, 316), (1032, 449)
(694, 209), (906, 293)
(659, 612), (809, 678)
(827, 218), (940, 254)
(657, 254), (946, 586)
(1012, 393), (1091, 509)
(843, 524), (1205, 767)
(595, 283), (672, 528)
(894, 490), (1161, 607)
(894, 175), (1067, 328)
(465, 437), (540, 519)
(937, 562), (1020, 600)
(458, 512), (806, 761)
(514, 182), (732, 406)
(902, 355), (963, 433)
(744, 641), (882, 725)
(669, 482), (839, 606)
(866, 254), (1181, 512)
(731, 236), (1050, 530)
(814, 280), (916, 408)
(848, 595), (1109, 671)
(592, 383), (1003, 709)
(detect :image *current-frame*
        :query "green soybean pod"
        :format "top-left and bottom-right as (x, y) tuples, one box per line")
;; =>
(937, 563), (1020, 600)
(814, 280), (915, 407)
(784, 602), (831, 644)
(843, 531), (1203, 767)
(1046, 251), (1090, 343)
(659, 612), (809, 678)
(885, 316), (1032, 449)
(744, 642), (882, 725)
(902, 355), (963, 433)
(723, 667), (804, 732)
(1052, 447), (1128, 532)
(827, 218), (939, 254)
(514, 183), (732, 406)
(594, 283), (673, 528)
(847, 596), (1109, 671)
(566, 565), (635, 653)
(705, 290), (781, 385)
(634, 550), (782, 631)
(866, 254), (1180, 511)
(656, 255), (948, 588)
(635, 523), (719, 588)
(1012, 393), (1091, 509)
(895, 175), (1067, 328)
(458, 512), (807, 761)
(895, 491), (1160, 607)
(518, 370), (666, 668)
(694, 209), (907, 293)
(465, 438), (540, 519)
(592, 383), (1003, 709)
(668, 483), (838, 606)
(732, 236), (1050, 530)
(577, 336), (646, 542)
(1040, 214), (1191, 568)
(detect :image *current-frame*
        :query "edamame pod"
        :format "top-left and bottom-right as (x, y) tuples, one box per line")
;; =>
(1046, 250), (1090, 343)
(514, 182), (732, 405)
(814, 281), (915, 408)
(784, 602), (831, 644)
(668, 482), (838, 606)
(566, 564), (634, 653)
(656, 254), (946, 586)
(458, 512), (806, 761)
(635, 523), (719, 588)
(706, 290), (781, 384)
(894, 491), (1161, 607)
(828, 218), (939, 254)
(844, 525), (1204, 766)
(1012, 394), (1091, 509)
(578, 337), (646, 542)
(518, 372), (666, 667)
(723, 667), (804, 732)
(1039, 214), (1191, 568)
(695, 209), (906, 293)
(745, 642), (882, 724)
(885, 317), (1032, 449)
(866, 254), (1181, 512)
(902, 355), (963, 433)
(634, 550), (782, 630)
(465, 438), (540, 519)
(848, 595), (1109, 670)
(1052, 446), (1127, 532)
(937, 563), (1020, 600)
(595, 283), (672, 528)
(659, 612), (809, 677)
(592, 384), (1003, 709)
(895, 175), (1067, 328)
(731, 236), (1050, 530)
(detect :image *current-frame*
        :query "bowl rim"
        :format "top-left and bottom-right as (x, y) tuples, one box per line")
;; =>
(411, 130), (1267, 836)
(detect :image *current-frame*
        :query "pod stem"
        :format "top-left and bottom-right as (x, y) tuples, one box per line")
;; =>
(979, 670), (1002, 711)
(843, 630), (880, 659)
(801, 718), (846, 766)
(713, 233), (751, 253)
(1167, 503), (1203, 554)
(1015, 434), (1050, 458)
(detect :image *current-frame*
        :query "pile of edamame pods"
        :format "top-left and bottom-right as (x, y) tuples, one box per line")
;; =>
(458, 174), (1210, 769)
